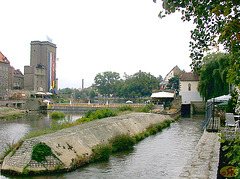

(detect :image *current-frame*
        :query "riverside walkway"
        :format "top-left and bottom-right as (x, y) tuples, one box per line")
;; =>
(179, 130), (220, 178)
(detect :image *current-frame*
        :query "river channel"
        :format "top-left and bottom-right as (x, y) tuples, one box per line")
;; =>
(0, 112), (204, 179)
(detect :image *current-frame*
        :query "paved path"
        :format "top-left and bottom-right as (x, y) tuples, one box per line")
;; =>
(179, 130), (220, 179)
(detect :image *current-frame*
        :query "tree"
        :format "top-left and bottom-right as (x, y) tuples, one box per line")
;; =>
(197, 52), (230, 101)
(158, 0), (240, 85)
(120, 71), (159, 98)
(167, 75), (179, 90)
(58, 87), (73, 94)
(93, 71), (121, 97)
(157, 75), (163, 84)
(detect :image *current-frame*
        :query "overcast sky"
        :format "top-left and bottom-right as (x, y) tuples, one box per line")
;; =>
(1, 0), (196, 89)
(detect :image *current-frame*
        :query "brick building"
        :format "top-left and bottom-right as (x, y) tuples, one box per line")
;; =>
(0, 52), (11, 99)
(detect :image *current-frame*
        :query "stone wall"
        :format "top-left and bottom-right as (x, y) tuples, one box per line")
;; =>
(191, 101), (205, 114)
(1, 113), (173, 174)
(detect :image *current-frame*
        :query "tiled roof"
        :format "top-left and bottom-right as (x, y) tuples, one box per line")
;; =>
(179, 72), (199, 81)
(14, 69), (24, 77)
(0, 51), (10, 64)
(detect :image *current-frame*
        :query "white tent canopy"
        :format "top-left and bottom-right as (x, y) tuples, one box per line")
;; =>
(151, 92), (174, 98)
(207, 94), (232, 103)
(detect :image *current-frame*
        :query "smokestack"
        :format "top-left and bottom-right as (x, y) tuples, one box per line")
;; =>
(82, 79), (84, 89)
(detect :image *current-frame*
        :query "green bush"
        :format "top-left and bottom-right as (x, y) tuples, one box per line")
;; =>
(31, 142), (53, 163)
(117, 105), (133, 112)
(92, 144), (112, 161)
(134, 133), (145, 142)
(146, 125), (159, 135)
(51, 112), (65, 119)
(220, 134), (240, 178)
(135, 103), (154, 113)
(76, 108), (117, 123)
(109, 134), (136, 152)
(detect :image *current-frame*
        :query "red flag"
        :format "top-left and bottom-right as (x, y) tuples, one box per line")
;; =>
(160, 84), (164, 90)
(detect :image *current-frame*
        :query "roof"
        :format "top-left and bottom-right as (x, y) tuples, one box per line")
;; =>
(163, 65), (182, 82)
(14, 69), (24, 77)
(151, 92), (174, 98)
(179, 72), (199, 81)
(0, 51), (10, 64)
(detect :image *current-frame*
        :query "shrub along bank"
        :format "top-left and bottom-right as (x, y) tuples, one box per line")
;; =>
(70, 119), (173, 170)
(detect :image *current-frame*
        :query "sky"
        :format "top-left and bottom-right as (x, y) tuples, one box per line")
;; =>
(1, 0), (196, 89)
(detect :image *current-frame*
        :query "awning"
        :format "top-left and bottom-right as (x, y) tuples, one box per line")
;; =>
(207, 94), (231, 103)
(151, 92), (174, 98)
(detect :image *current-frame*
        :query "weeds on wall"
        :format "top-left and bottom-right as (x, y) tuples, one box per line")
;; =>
(31, 142), (55, 163)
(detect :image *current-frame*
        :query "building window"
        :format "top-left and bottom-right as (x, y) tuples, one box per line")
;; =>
(188, 83), (191, 91)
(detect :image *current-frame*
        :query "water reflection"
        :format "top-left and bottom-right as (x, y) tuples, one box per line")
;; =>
(0, 111), (84, 156)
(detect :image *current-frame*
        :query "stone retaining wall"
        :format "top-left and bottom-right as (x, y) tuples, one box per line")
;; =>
(1, 113), (172, 174)
(179, 130), (220, 178)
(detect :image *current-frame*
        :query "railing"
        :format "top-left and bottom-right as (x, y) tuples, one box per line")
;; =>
(49, 103), (145, 109)
(201, 101), (219, 132)
(201, 102), (212, 130)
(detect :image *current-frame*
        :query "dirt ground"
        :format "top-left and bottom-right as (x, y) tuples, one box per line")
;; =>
(0, 107), (26, 119)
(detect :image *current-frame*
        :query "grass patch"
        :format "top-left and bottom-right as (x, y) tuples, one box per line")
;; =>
(31, 142), (54, 163)
(75, 108), (117, 124)
(134, 103), (154, 113)
(117, 105), (133, 112)
(1, 140), (23, 161)
(51, 112), (65, 119)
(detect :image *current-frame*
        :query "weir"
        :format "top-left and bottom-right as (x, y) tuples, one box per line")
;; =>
(49, 103), (144, 110)
(1, 113), (173, 174)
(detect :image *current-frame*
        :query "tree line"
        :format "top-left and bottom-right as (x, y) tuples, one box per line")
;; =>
(58, 71), (163, 100)
(93, 71), (162, 98)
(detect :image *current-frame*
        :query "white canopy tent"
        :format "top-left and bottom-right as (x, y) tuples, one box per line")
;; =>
(207, 94), (232, 103)
(151, 92), (175, 98)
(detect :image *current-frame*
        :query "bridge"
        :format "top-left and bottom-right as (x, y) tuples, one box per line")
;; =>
(0, 100), (26, 108)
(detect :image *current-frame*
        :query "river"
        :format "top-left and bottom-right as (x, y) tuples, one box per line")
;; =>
(0, 112), (204, 179)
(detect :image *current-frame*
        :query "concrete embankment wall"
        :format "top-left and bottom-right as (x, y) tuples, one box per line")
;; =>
(1, 113), (173, 174)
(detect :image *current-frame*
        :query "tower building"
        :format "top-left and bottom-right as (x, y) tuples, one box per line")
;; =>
(24, 41), (57, 93)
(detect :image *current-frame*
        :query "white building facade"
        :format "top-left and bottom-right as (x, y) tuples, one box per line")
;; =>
(179, 72), (203, 104)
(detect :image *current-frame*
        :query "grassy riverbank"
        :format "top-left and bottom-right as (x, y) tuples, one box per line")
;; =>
(0, 107), (26, 119)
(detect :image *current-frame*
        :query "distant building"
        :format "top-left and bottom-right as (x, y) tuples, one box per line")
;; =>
(163, 65), (182, 84)
(24, 41), (57, 93)
(179, 72), (204, 115)
(0, 52), (11, 99)
(11, 68), (24, 89)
